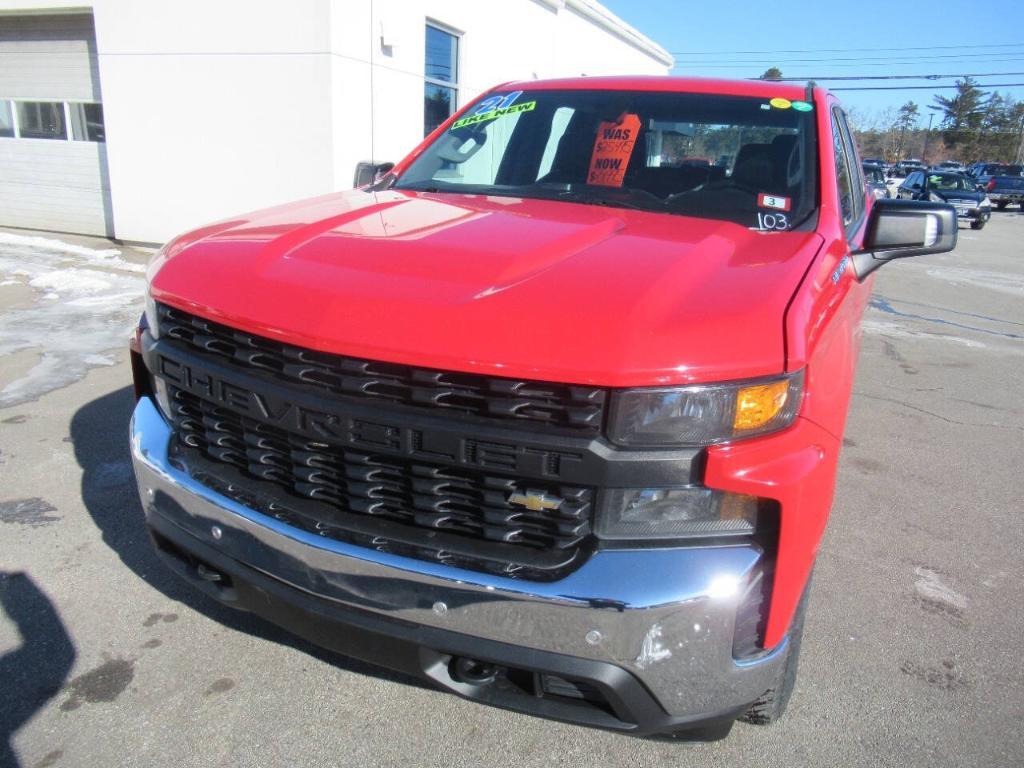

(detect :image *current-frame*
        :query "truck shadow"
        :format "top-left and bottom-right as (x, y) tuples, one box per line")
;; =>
(69, 386), (426, 690)
(0, 571), (76, 768)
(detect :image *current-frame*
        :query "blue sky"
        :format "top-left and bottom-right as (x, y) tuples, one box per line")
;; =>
(602, 0), (1024, 125)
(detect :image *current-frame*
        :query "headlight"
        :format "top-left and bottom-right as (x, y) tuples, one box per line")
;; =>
(142, 287), (172, 419)
(607, 370), (804, 447)
(144, 288), (161, 340)
(596, 487), (760, 540)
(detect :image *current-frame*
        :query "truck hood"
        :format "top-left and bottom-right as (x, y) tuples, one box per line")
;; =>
(150, 189), (823, 386)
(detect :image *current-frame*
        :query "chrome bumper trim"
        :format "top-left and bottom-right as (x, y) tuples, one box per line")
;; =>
(130, 396), (786, 717)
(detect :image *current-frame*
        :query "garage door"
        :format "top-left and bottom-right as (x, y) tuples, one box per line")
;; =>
(0, 13), (112, 237)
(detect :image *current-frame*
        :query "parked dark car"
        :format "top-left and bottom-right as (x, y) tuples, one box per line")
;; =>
(971, 165), (1024, 206)
(897, 171), (991, 229)
(862, 157), (887, 173)
(982, 173), (1024, 210)
(891, 159), (926, 178)
(862, 163), (889, 199)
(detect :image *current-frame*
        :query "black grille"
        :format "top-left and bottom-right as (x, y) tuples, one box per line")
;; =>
(157, 303), (606, 434)
(168, 388), (594, 579)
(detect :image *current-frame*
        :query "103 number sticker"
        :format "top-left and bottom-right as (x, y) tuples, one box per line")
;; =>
(756, 212), (789, 230)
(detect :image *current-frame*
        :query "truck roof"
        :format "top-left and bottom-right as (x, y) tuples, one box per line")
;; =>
(499, 75), (816, 101)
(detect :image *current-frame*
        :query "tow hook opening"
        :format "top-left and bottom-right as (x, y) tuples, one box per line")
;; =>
(451, 657), (499, 685)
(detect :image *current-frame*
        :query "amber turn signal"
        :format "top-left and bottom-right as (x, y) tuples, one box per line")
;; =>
(734, 379), (791, 431)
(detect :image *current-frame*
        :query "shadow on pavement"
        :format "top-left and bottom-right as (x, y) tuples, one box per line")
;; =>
(0, 572), (76, 768)
(69, 386), (425, 690)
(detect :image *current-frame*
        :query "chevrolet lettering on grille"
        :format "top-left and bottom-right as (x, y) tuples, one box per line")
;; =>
(154, 353), (586, 481)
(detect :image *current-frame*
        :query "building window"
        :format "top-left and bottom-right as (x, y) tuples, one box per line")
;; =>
(17, 101), (68, 140)
(424, 23), (459, 136)
(0, 101), (14, 138)
(0, 100), (105, 142)
(70, 102), (105, 142)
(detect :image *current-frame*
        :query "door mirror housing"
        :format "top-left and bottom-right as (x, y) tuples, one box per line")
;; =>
(850, 198), (957, 281)
(353, 161), (395, 188)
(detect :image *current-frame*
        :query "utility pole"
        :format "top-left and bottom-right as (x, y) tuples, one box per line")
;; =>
(1016, 114), (1024, 165)
(922, 111), (936, 164)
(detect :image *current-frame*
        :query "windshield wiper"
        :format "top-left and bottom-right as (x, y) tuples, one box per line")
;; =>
(520, 184), (665, 213)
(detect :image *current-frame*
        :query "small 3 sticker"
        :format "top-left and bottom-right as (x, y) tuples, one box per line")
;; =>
(760, 103), (772, 111)
(758, 193), (791, 211)
(769, 97), (792, 110)
(792, 100), (813, 112)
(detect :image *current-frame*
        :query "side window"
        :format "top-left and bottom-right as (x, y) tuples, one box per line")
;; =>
(837, 110), (865, 224)
(832, 113), (855, 228)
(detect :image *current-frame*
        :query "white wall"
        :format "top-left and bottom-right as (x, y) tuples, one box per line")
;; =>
(0, 0), (671, 242)
(340, 0), (672, 183)
(92, 0), (337, 242)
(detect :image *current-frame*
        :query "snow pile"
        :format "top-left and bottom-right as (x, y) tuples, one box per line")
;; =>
(0, 232), (149, 407)
(0, 231), (146, 273)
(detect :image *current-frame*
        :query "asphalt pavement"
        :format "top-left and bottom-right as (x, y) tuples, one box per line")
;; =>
(1, 211), (1022, 768)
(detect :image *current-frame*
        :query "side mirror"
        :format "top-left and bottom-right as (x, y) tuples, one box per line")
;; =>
(353, 161), (395, 188)
(850, 198), (957, 282)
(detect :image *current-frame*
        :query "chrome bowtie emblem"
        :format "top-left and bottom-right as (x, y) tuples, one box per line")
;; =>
(508, 490), (563, 512)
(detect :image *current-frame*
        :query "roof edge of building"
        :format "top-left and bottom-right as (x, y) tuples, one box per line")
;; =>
(554, 0), (674, 70)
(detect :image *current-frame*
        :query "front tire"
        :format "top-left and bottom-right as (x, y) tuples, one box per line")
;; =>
(739, 575), (812, 726)
(971, 219), (986, 230)
(996, 201), (1009, 210)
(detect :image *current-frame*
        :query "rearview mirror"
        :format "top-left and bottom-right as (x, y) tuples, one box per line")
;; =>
(353, 161), (395, 188)
(850, 198), (957, 281)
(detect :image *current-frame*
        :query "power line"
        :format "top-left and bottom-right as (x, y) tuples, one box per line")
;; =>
(767, 72), (1024, 82)
(676, 58), (1024, 69)
(671, 42), (1024, 55)
(831, 82), (1024, 91)
(676, 51), (1024, 65)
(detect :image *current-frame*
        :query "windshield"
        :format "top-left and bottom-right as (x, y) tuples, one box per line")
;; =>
(863, 166), (886, 184)
(985, 164), (1022, 175)
(395, 89), (818, 230)
(927, 173), (973, 191)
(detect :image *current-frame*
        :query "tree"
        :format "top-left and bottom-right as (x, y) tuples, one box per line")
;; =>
(932, 77), (988, 131)
(896, 101), (920, 131)
(760, 67), (783, 81)
(893, 101), (919, 159)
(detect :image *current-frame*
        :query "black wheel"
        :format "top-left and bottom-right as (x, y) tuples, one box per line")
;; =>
(739, 575), (812, 726)
(971, 219), (986, 230)
(996, 201), (1009, 210)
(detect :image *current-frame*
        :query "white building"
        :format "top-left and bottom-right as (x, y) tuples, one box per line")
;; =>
(0, 0), (672, 243)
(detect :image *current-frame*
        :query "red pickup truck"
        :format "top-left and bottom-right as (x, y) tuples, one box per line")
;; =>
(129, 77), (956, 740)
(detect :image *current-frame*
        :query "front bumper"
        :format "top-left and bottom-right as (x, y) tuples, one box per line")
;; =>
(989, 192), (1024, 203)
(952, 204), (991, 221)
(130, 397), (787, 735)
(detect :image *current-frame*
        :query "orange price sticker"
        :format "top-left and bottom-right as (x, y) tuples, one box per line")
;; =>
(587, 113), (641, 188)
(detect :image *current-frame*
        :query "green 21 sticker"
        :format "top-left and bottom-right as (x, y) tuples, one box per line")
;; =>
(452, 91), (536, 130)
